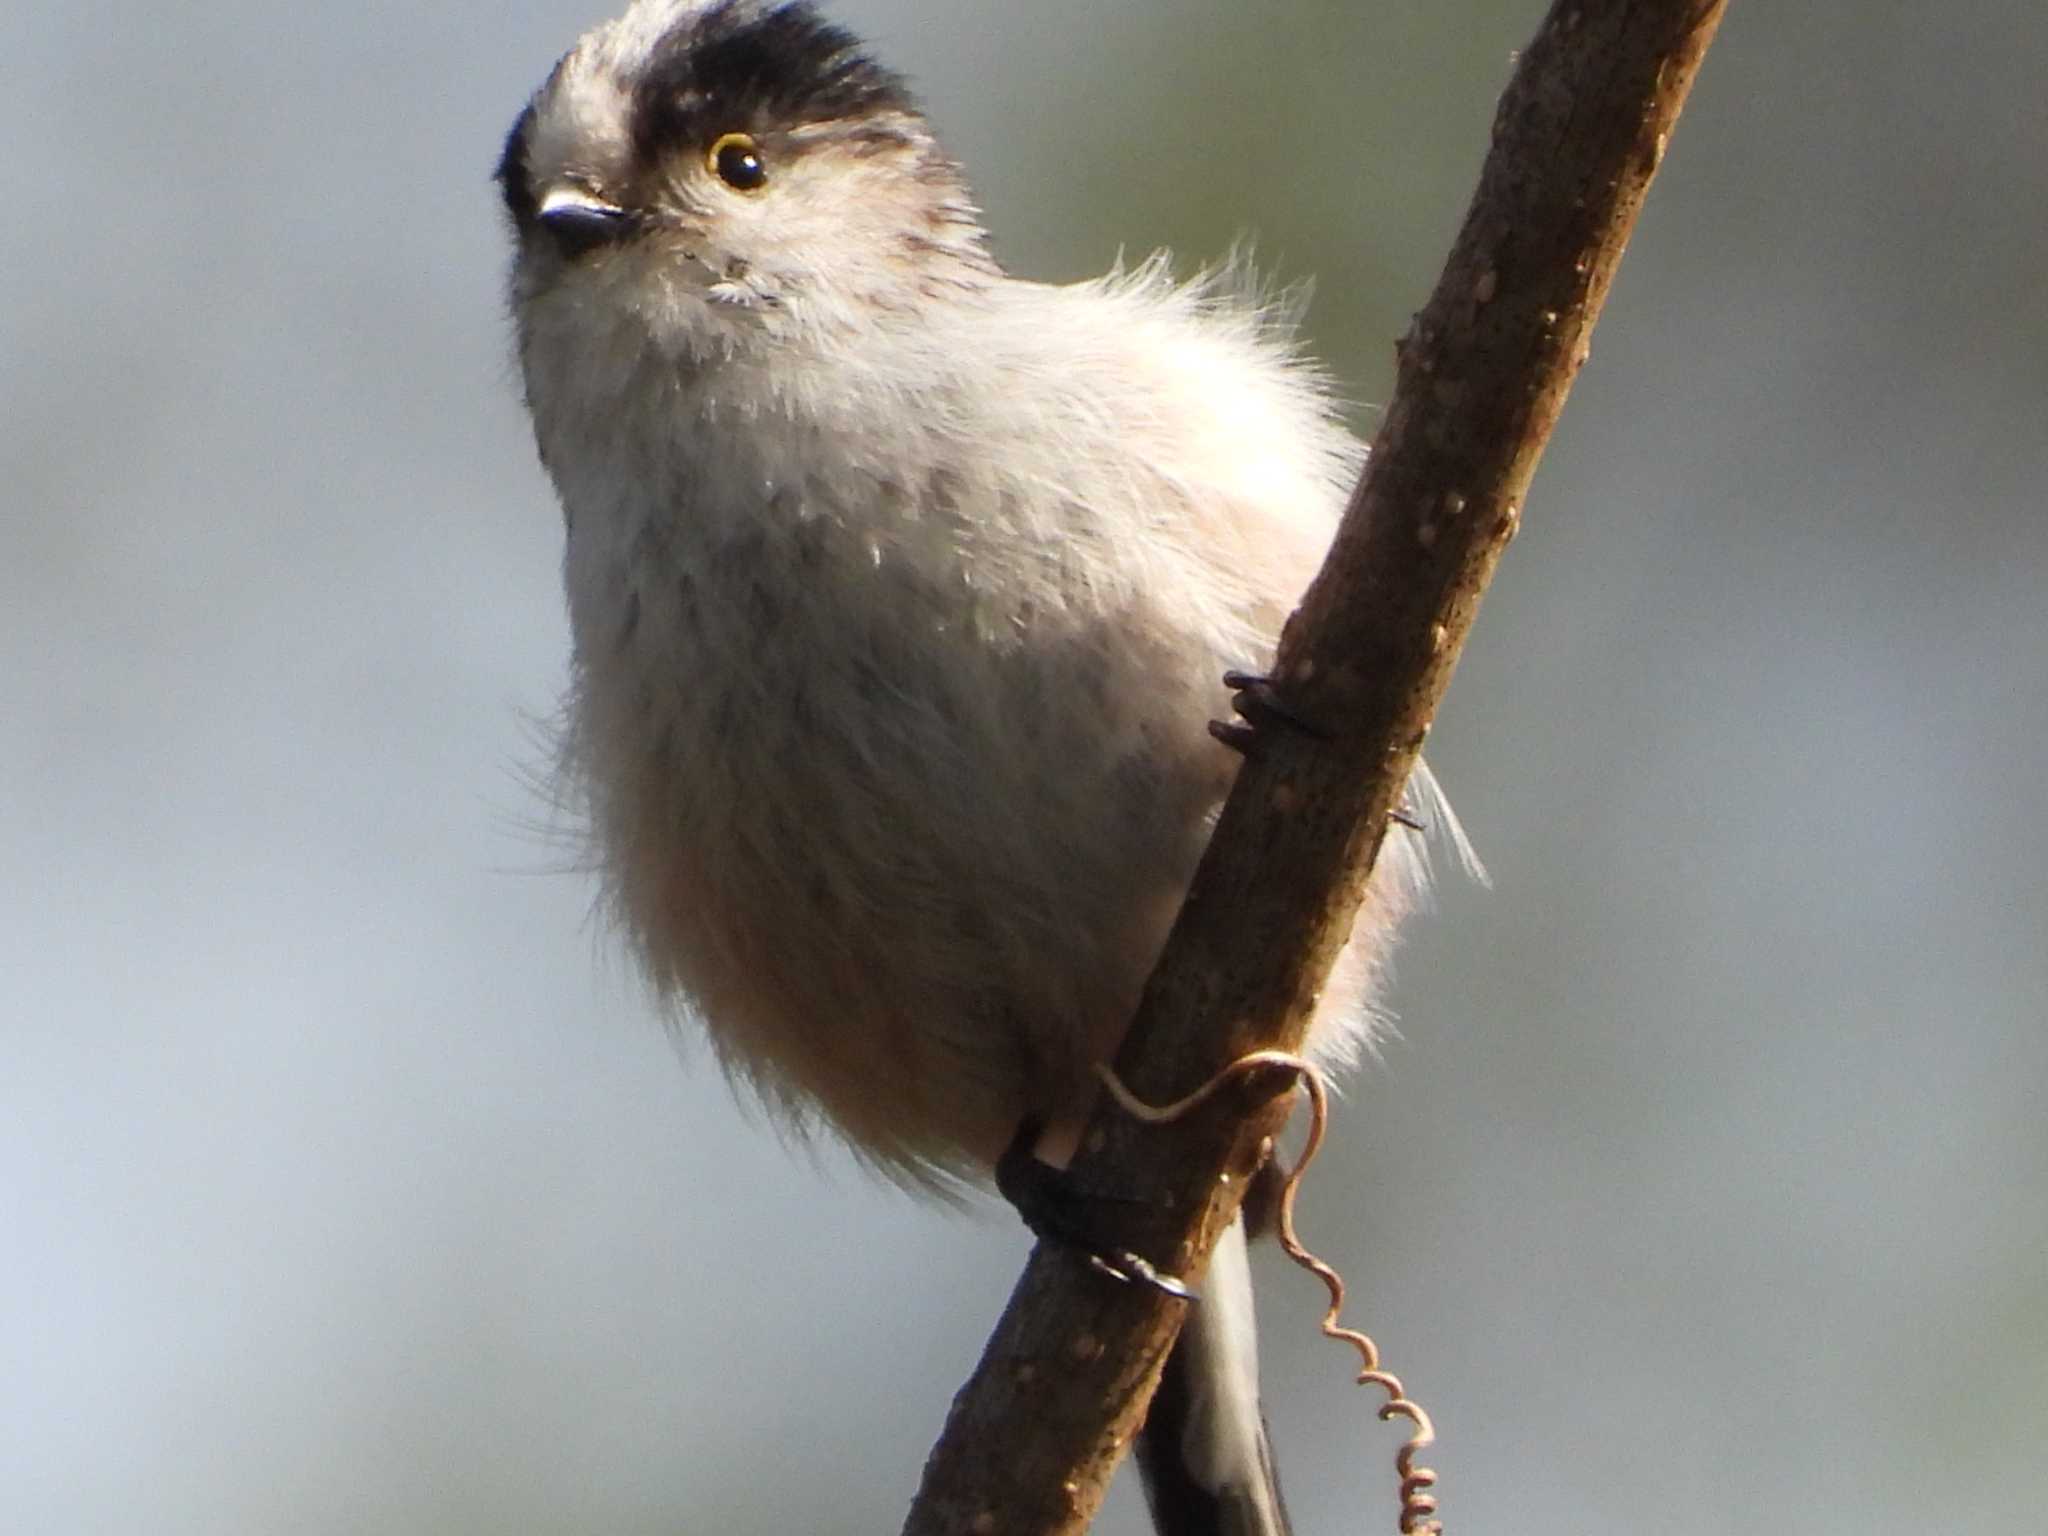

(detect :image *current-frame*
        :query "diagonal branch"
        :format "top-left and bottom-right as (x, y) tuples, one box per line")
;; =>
(902, 3), (1729, 1532)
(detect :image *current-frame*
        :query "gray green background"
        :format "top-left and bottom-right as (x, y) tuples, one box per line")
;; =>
(5, 3), (2043, 1532)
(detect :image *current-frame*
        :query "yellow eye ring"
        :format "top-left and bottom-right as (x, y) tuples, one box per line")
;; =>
(708, 132), (768, 191)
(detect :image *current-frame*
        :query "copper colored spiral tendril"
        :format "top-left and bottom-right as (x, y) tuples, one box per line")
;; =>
(1096, 1051), (1445, 1536)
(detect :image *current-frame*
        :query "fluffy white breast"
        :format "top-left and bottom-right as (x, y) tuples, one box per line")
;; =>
(525, 243), (1463, 1175)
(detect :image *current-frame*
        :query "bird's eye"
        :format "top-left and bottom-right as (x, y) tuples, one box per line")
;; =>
(708, 132), (768, 191)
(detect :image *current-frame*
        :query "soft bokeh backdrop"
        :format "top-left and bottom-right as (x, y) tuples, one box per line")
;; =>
(5, 3), (2043, 1533)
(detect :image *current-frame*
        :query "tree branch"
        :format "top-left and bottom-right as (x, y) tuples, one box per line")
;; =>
(901, 3), (1729, 1532)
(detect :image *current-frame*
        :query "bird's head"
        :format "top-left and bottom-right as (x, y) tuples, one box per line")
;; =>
(498, 0), (997, 360)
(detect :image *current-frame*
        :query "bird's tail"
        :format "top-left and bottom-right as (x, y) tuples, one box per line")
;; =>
(1135, 1214), (1292, 1536)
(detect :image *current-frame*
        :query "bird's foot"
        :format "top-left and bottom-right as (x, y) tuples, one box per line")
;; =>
(1207, 670), (1427, 831)
(995, 1119), (1197, 1301)
(1207, 669), (1329, 756)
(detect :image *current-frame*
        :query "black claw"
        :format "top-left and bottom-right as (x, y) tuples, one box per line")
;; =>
(1208, 719), (1261, 755)
(996, 1119), (1198, 1302)
(1088, 1249), (1197, 1301)
(1217, 670), (1331, 748)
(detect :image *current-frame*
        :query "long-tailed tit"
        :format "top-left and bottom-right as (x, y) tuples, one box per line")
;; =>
(497, 5), (1474, 1530)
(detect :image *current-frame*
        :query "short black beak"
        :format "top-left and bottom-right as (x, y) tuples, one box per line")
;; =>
(538, 187), (632, 257)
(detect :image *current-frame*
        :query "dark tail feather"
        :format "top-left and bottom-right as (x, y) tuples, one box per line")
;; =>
(1135, 1215), (1291, 1536)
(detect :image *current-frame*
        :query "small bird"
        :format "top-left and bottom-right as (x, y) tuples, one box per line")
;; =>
(497, 4), (1472, 1531)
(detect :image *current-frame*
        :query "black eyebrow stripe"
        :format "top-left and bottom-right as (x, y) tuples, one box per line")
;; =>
(629, 0), (916, 166)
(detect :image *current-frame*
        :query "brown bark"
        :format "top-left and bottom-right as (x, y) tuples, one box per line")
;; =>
(901, 3), (1729, 1532)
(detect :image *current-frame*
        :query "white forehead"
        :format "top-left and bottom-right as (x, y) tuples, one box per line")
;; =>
(583, 0), (728, 70)
(524, 0), (695, 185)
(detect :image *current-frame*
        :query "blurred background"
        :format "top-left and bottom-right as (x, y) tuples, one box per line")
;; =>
(4, 1), (2043, 1532)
